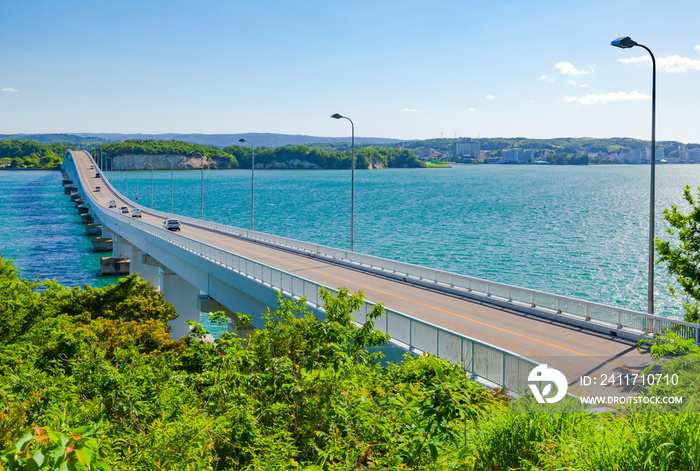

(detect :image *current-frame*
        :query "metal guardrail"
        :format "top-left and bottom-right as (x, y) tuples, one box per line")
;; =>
(184, 219), (700, 343)
(92, 169), (699, 344)
(63, 151), (539, 391)
(66, 150), (700, 345)
(64, 150), (700, 391)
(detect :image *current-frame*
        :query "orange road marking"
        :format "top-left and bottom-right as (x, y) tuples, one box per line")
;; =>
(192, 229), (633, 370)
(73, 154), (635, 371)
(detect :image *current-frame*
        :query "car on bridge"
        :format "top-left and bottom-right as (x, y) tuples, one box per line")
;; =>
(108, 200), (117, 208)
(163, 219), (181, 231)
(131, 208), (142, 218)
(120, 206), (129, 214)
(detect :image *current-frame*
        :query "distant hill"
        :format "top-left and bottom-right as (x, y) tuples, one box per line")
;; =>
(0, 133), (402, 149)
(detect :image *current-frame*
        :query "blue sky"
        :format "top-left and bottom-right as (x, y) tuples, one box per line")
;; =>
(1, 0), (699, 143)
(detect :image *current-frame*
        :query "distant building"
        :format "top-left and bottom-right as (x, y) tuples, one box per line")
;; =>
(629, 148), (643, 163)
(656, 146), (665, 162)
(680, 147), (700, 163)
(454, 138), (481, 161)
(500, 148), (533, 163)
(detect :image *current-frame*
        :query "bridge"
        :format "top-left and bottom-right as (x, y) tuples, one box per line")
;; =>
(61, 150), (700, 396)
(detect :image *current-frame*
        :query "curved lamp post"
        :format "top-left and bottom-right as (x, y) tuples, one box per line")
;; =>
(124, 157), (129, 197)
(162, 158), (174, 213)
(135, 162), (140, 202)
(330, 113), (355, 252)
(239, 138), (256, 231)
(611, 36), (657, 315)
(145, 162), (155, 208)
(191, 151), (207, 219)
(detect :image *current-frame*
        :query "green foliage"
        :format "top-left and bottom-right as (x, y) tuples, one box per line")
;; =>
(40, 275), (178, 324)
(225, 143), (425, 169)
(97, 140), (237, 169)
(2, 425), (110, 471)
(0, 140), (61, 169)
(2, 255), (700, 470)
(656, 185), (700, 322)
(92, 139), (425, 170)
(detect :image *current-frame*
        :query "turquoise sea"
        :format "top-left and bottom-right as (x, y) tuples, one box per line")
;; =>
(2, 164), (699, 317)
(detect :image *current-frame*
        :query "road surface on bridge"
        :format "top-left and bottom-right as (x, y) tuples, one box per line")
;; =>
(73, 151), (654, 393)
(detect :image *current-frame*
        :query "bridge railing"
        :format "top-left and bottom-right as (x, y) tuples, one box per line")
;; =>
(72, 151), (700, 345)
(120, 206), (541, 392)
(133, 201), (700, 344)
(67, 152), (539, 391)
(72, 153), (700, 343)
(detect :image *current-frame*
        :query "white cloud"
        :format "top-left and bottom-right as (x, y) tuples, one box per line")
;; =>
(485, 94), (496, 100)
(694, 45), (700, 52)
(658, 55), (700, 73)
(539, 75), (555, 82)
(468, 107), (476, 112)
(555, 61), (594, 75)
(403, 108), (423, 113)
(617, 56), (649, 65)
(561, 90), (651, 105)
(2, 88), (17, 92)
(618, 54), (700, 73)
(566, 80), (589, 88)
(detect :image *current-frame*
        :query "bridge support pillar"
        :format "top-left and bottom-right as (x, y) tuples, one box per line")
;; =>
(206, 276), (276, 331)
(198, 294), (256, 339)
(162, 270), (201, 338)
(130, 250), (161, 289)
(112, 234), (132, 260)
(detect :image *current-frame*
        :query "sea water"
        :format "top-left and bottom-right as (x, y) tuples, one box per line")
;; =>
(2, 164), (699, 317)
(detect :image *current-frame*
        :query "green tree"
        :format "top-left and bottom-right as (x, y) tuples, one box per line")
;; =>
(656, 185), (700, 322)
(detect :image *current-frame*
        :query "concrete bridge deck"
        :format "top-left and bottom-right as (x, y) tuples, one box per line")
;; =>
(65, 149), (698, 397)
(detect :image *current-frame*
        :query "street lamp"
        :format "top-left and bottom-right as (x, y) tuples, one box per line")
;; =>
(145, 162), (155, 208)
(162, 158), (174, 213)
(135, 162), (140, 202)
(330, 113), (355, 252)
(191, 151), (207, 219)
(611, 36), (657, 316)
(239, 138), (256, 231)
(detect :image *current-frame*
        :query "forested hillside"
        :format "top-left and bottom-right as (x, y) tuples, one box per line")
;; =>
(3, 133), (699, 170)
(96, 139), (425, 169)
(0, 140), (64, 168)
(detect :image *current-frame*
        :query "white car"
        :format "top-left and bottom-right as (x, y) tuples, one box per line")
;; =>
(163, 219), (181, 231)
(131, 208), (142, 218)
(120, 206), (129, 214)
(108, 200), (117, 208)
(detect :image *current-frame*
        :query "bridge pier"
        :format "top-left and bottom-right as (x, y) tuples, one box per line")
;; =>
(98, 230), (131, 275)
(162, 269), (202, 338)
(198, 294), (255, 340)
(205, 275), (278, 331)
(130, 250), (162, 289)
(112, 233), (132, 261)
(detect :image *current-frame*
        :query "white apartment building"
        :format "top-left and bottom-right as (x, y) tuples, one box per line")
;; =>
(454, 139), (481, 160)
(500, 148), (533, 163)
